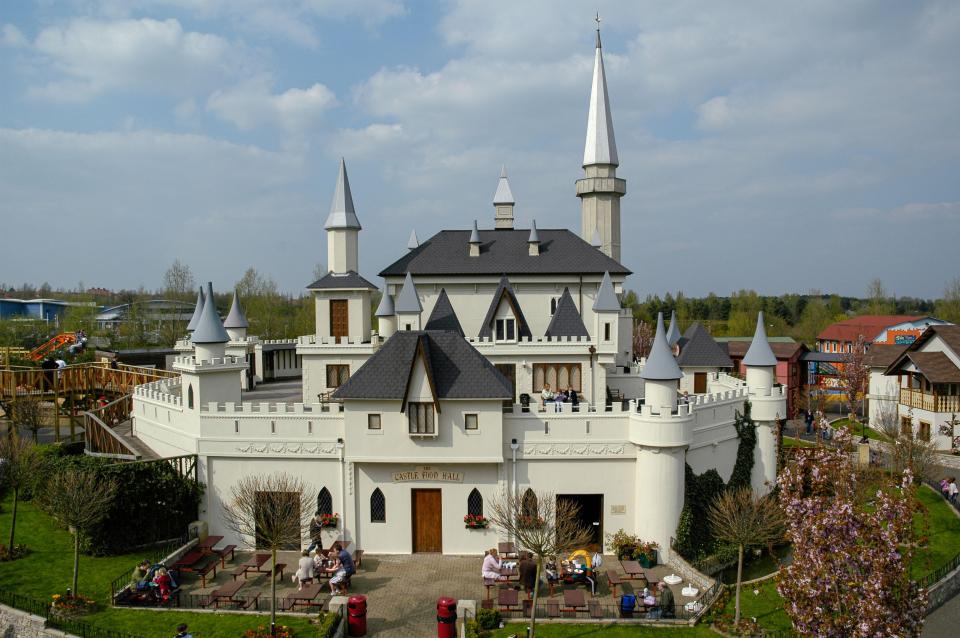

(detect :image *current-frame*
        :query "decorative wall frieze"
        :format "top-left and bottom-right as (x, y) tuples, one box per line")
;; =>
(233, 441), (339, 456)
(520, 441), (627, 457)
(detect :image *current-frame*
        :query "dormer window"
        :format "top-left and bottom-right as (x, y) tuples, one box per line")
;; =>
(495, 318), (516, 341)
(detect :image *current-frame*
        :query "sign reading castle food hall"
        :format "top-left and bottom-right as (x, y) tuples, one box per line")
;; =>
(392, 466), (464, 483)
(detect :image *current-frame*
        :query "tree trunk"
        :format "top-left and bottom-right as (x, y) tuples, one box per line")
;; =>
(270, 547), (278, 636)
(8, 487), (18, 549)
(734, 543), (744, 624)
(529, 558), (542, 637)
(72, 531), (80, 596)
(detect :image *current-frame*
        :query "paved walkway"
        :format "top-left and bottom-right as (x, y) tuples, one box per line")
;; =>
(242, 378), (303, 404)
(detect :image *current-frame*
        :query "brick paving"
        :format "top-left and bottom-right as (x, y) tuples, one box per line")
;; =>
(178, 551), (702, 638)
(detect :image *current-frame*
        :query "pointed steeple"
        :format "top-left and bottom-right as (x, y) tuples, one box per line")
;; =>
(592, 271), (620, 312)
(583, 21), (618, 167)
(666, 311), (682, 347)
(743, 311), (778, 367)
(191, 282), (230, 344)
(395, 272), (422, 313)
(324, 158), (361, 230)
(641, 312), (682, 380)
(469, 220), (481, 244)
(375, 284), (394, 317)
(407, 229), (419, 250)
(223, 290), (249, 329)
(186, 287), (205, 333)
(494, 165), (515, 204)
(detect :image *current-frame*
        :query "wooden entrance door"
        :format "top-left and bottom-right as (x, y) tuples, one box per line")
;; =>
(330, 300), (349, 343)
(694, 372), (707, 394)
(411, 489), (442, 553)
(495, 364), (516, 411)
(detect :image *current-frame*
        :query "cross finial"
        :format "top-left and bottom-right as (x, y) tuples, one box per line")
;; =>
(594, 12), (602, 48)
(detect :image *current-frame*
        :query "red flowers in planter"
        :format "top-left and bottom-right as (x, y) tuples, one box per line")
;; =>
(464, 514), (489, 529)
(320, 513), (340, 528)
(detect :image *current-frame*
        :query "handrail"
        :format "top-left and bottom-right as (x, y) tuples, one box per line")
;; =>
(83, 405), (140, 460)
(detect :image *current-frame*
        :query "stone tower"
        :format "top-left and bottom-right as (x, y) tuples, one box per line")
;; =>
(325, 158), (361, 274)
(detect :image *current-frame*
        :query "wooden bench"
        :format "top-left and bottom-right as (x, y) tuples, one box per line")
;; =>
(237, 592), (260, 610)
(272, 563), (287, 581)
(279, 595), (296, 612)
(231, 565), (248, 581)
(216, 544), (237, 568)
(588, 600), (604, 619)
(197, 560), (218, 588)
(606, 571), (623, 597)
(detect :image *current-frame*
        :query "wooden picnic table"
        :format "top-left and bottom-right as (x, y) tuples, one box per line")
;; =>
(619, 560), (648, 581)
(233, 553), (271, 579)
(497, 588), (520, 611)
(197, 535), (224, 553)
(283, 583), (325, 610)
(173, 550), (205, 571)
(563, 588), (587, 613)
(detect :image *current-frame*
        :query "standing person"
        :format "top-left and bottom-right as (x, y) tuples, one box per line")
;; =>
(175, 624), (192, 638)
(805, 410), (814, 435)
(518, 551), (538, 598)
(307, 512), (324, 555)
(294, 550), (315, 591)
(949, 478), (958, 504)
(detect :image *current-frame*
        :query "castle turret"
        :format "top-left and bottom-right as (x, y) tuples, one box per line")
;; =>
(395, 272), (422, 331)
(576, 22), (626, 261)
(223, 289), (254, 390)
(527, 220), (540, 256)
(640, 312), (682, 413)
(223, 290), (249, 341)
(593, 271), (620, 355)
(666, 311), (681, 349)
(493, 166), (515, 229)
(325, 158), (361, 274)
(744, 311), (783, 494)
(375, 283), (396, 339)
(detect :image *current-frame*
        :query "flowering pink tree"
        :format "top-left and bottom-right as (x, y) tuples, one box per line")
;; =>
(777, 430), (926, 637)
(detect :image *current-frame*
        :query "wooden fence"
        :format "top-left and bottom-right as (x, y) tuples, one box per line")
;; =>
(83, 394), (140, 460)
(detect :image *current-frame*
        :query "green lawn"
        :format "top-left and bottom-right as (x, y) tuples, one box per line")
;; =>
(832, 417), (887, 442)
(0, 495), (318, 637)
(486, 625), (716, 637)
(782, 436), (814, 448)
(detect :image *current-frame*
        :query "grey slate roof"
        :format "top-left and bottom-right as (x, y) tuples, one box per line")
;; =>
(395, 272), (422, 313)
(478, 275), (533, 340)
(379, 229), (630, 277)
(424, 289), (464, 336)
(666, 311), (682, 347)
(307, 271), (377, 290)
(676, 322), (733, 368)
(545, 288), (589, 338)
(592, 271), (621, 312)
(186, 287), (205, 332)
(375, 284), (394, 317)
(493, 166), (515, 204)
(641, 312), (682, 380)
(324, 158), (361, 230)
(191, 282), (230, 344)
(743, 312), (778, 367)
(222, 290), (249, 329)
(332, 330), (513, 401)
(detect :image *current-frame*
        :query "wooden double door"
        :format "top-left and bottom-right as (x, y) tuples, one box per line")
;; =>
(330, 300), (349, 343)
(411, 489), (442, 553)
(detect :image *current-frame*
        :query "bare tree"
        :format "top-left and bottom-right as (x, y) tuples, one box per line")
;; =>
(865, 278), (895, 315)
(0, 433), (40, 551)
(220, 473), (313, 636)
(41, 468), (118, 595)
(12, 395), (45, 442)
(633, 320), (653, 361)
(876, 405), (938, 480)
(708, 487), (784, 624)
(839, 334), (870, 439)
(487, 489), (593, 637)
(162, 259), (196, 301)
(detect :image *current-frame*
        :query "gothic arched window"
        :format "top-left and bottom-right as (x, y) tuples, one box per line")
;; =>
(521, 488), (537, 518)
(370, 488), (386, 523)
(317, 487), (333, 516)
(467, 488), (483, 517)
(187, 384), (194, 409)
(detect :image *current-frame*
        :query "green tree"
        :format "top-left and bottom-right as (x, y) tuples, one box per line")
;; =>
(936, 277), (960, 323)
(0, 433), (40, 550)
(864, 278), (895, 315)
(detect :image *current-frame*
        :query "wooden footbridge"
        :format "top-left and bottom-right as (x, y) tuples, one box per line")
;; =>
(0, 361), (180, 459)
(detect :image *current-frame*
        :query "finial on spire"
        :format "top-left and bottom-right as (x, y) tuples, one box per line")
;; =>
(595, 12), (602, 48)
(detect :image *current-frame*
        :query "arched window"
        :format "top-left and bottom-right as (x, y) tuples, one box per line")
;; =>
(187, 384), (194, 409)
(521, 488), (537, 518)
(370, 488), (386, 523)
(317, 487), (333, 516)
(550, 298), (557, 316)
(467, 488), (483, 517)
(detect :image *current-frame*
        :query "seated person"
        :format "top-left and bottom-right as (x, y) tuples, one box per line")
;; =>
(328, 542), (355, 595)
(294, 550), (315, 591)
(568, 387), (579, 410)
(657, 581), (675, 619)
(482, 548), (506, 586)
(540, 384), (554, 410)
(619, 593), (637, 617)
(153, 567), (174, 602)
(130, 560), (151, 590)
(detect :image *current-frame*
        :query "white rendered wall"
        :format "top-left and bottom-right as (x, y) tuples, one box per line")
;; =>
(300, 352), (371, 403)
(897, 405), (954, 450)
(868, 369), (899, 427)
(634, 446), (685, 558)
(644, 379), (677, 414)
(327, 230), (359, 274)
(679, 367), (721, 395)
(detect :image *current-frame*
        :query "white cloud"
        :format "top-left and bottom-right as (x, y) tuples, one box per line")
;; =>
(1, 24), (27, 47)
(206, 75), (337, 132)
(28, 18), (240, 102)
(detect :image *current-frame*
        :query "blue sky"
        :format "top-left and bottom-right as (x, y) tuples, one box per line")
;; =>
(1, 0), (958, 299)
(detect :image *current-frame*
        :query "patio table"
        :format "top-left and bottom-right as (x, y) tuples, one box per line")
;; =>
(197, 535), (224, 553)
(497, 588), (520, 611)
(563, 588), (587, 614)
(619, 560), (648, 582)
(285, 583), (325, 610)
(233, 553), (271, 579)
(207, 579), (245, 607)
(173, 550), (205, 571)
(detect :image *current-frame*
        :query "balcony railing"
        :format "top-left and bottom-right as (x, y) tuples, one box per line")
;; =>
(899, 388), (960, 413)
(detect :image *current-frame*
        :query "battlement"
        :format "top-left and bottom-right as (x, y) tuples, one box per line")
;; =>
(259, 338), (299, 345)
(199, 401), (341, 415)
(297, 335), (379, 347)
(133, 379), (183, 407)
(173, 355), (246, 368)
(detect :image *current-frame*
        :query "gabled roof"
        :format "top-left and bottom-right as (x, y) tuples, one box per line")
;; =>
(375, 284), (394, 317)
(592, 271), (620, 312)
(676, 322), (733, 369)
(724, 340), (807, 362)
(186, 287), (205, 332)
(379, 229), (630, 277)
(884, 324), (960, 378)
(743, 312), (778, 367)
(395, 272), (422, 313)
(666, 311), (682, 347)
(222, 290), (249, 329)
(424, 289), (464, 336)
(863, 343), (908, 368)
(817, 315), (924, 343)
(332, 331), (513, 402)
(307, 271), (377, 291)
(641, 312), (682, 381)
(545, 288), (589, 338)
(478, 275), (532, 340)
(324, 158), (361, 230)
(583, 28), (618, 167)
(493, 166), (515, 204)
(892, 352), (960, 383)
(191, 282), (230, 344)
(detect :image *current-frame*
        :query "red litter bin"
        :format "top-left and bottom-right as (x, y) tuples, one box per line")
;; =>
(347, 594), (367, 636)
(437, 597), (457, 638)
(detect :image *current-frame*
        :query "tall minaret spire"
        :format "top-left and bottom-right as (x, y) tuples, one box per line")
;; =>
(324, 158), (361, 274)
(577, 14), (626, 262)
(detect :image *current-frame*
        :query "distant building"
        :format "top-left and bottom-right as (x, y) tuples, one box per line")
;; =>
(817, 315), (949, 353)
(96, 300), (195, 331)
(0, 298), (93, 323)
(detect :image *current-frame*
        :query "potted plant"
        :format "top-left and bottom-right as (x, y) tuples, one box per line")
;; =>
(606, 529), (659, 565)
(633, 540), (659, 567)
(319, 512), (339, 528)
(464, 514), (489, 529)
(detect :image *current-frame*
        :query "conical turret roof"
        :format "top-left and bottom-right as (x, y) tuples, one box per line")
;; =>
(583, 26), (619, 167)
(666, 311), (682, 347)
(592, 271), (620, 312)
(407, 229), (419, 250)
(191, 282), (230, 344)
(324, 158), (361, 230)
(743, 311), (778, 367)
(375, 284), (394, 317)
(528, 220), (540, 243)
(186, 287), (205, 332)
(469, 220), (481, 244)
(395, 272), (422, 313)
(222, 290), (249, 329)
(424, 289), (464, 336)
(493, 165), (515, 204)
(641, 312), (682, 380)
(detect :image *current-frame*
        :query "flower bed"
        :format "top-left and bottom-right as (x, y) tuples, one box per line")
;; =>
(51, 593), (98, 616)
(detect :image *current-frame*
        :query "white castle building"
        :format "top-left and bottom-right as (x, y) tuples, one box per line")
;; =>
(132, 28), (784, 558)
